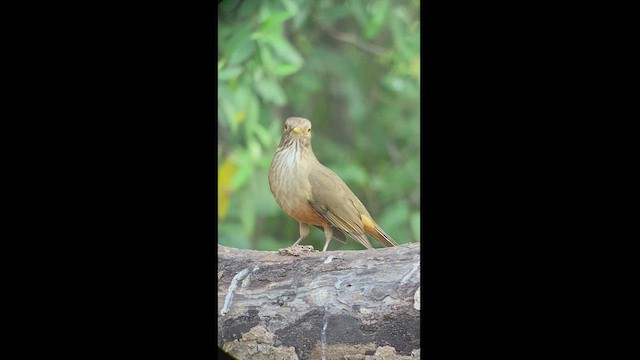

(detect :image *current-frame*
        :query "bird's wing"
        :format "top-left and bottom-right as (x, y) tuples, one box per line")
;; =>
(308, 166), (373, 249)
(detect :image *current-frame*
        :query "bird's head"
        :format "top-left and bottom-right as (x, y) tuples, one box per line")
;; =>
(279, 117), (313, 149)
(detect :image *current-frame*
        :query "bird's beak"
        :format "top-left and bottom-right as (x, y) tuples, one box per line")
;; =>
(292, 127), (303, 135)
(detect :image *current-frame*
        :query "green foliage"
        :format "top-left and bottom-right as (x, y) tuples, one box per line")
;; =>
(218, 0), (420, 250)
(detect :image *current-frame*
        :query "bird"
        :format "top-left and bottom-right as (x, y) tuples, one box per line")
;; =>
(268, 116), (398, 251)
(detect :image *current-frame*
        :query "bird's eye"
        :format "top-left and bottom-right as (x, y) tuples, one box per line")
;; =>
(307, 128), (311, 133)
(284, 124), (289, 130)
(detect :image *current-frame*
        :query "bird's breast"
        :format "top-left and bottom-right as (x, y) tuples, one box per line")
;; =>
(269, 147), (314, 215)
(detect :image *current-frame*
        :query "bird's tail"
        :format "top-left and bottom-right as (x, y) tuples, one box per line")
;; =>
(361, 215), (398, 247)
(371, 225), (398, 247)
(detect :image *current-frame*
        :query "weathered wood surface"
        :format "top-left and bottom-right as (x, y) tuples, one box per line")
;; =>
(217, 243), (421, 360)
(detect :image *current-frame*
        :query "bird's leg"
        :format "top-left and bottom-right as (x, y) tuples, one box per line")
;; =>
(322, 225), (334, 252)
(291, 222), (310, 247)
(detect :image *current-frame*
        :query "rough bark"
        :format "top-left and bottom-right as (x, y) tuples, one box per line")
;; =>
(217, 243), (421, 360)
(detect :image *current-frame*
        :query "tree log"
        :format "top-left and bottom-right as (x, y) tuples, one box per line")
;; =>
(217, 243), (421, 360)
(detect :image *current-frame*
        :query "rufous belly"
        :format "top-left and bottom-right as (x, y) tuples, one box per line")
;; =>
(285, 201), (329, 227)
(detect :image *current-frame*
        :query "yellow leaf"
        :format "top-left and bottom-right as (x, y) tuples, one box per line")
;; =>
(218, 157), (237, 219)
(410, 56), (420, 78)
(234, 111), (246, 123)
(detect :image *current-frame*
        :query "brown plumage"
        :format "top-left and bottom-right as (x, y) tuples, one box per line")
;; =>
(268, 117), (398, 251)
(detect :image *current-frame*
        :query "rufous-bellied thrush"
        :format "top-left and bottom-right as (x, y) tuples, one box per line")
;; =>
(269, 117), (397, 251)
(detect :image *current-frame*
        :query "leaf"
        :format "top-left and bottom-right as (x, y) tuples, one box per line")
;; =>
(218, 90), (239, 135)
(254, 78), (287, 106)
(218, 66), (243, 81)
(243, 88), (260, 128)
(273, 63), (302, 76)
(221, 23), (253, 57)
(218, 157), (238, 219)
(389, 7), (414, 59)
(410, 56), (420, 79)
(228, 39), (256, 66)
(364, 0), (391, 39)
(252, 122), (273, 150)
(260, 11), (293, 33)
(283, 0), (311, 29)
(255, 42), (278, 73)
(266, 36), (304, 66)
(232, 86), (252, 125)
(234, 111), (246, 123)
(254, 34), (304, 73)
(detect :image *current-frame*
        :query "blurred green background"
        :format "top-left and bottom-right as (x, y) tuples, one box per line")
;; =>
(218, 0), (420, 250)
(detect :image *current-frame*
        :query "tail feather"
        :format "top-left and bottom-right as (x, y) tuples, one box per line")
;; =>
(361, 215), (398, 247)
(371, 225), (398, 247)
